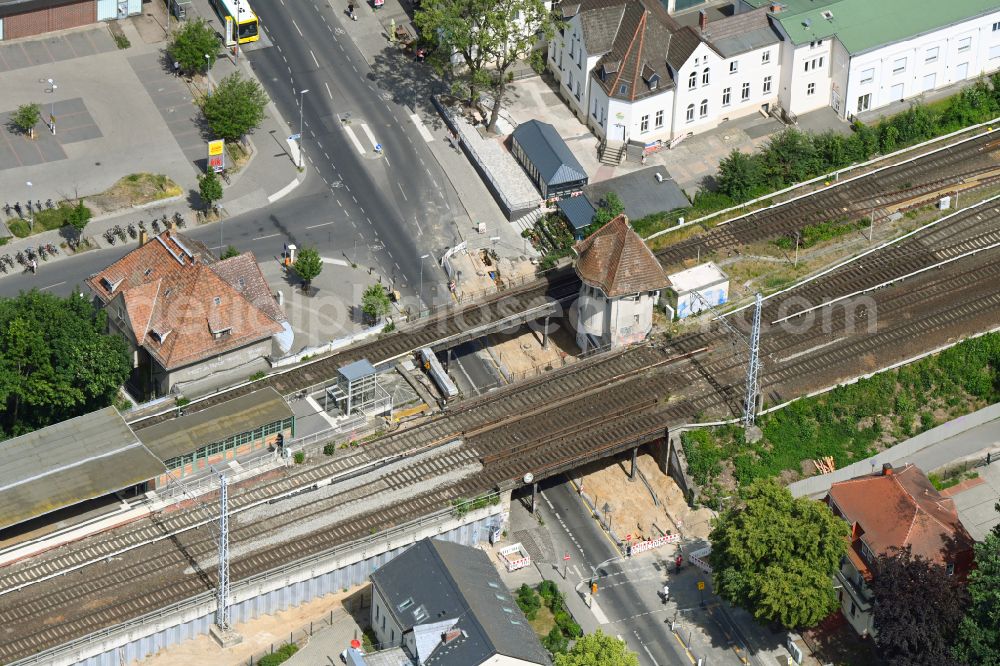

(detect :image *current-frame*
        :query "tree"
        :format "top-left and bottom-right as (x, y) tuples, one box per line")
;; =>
(199, 169), (224, 211)
(869, 546), (968, 666)
(292, 246), (323, 289)
(200, 72), (269, 142)
(220, 245), (240, 259)
(542, 626), (568, 655)
(588, 192), (624, 233)
(554, 630), (639, 666)
(361, 283), (391, 323)
(709, 480), (849, 629)
(716, 149), (764, 202)
(0, 290), (130, 438)
(11, 103), (41, 136)
(416, 0), (555, 132)
(66, 200), (92, 239)
(167, 18), (219, 75)
(952, 505), (1000, 666)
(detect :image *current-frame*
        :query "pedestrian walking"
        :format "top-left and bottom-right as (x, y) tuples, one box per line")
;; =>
(173, 61), (181, 76)
(662, 585), (669, 603)
(347, 2), (357, 20)
(29, 258), (37, 274)
(675, 553), (683, 573)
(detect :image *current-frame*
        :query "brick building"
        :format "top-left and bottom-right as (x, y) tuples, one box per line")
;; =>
(0, 0), (140, 41)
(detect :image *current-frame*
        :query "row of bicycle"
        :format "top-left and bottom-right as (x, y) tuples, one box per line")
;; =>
(0, 243), (59, 273)
(102, 212), (186, 245)
(2, 199), (55, 218)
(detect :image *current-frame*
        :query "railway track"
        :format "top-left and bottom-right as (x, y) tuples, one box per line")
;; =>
(6, 146), (1000, 663)
(654, 131), (1000, 269)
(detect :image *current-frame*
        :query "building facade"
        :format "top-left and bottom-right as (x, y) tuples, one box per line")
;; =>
(0, 0), (141, 41)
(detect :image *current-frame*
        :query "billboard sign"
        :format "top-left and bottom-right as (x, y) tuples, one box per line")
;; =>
(208, 139), (225, 173)
(224, 16), (236, 46)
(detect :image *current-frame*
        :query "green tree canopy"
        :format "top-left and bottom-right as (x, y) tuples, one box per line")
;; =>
(952, 504), (1000, 666)
(588, 192), (624, 233)
(168, 18), (219, 75)
(0, 290), (130, 438)
(11, 103), (41, 135)
(416, 0), (555, 132)
(361, 284), (391, 323)
(66, 200), (92, 238)
(220, 245), (240, 259)
(709, 480), (849, 629)
(870, 546), (968, 666)
(199, 169), (224, 210)
(554, 630), (639, 666)
(716, 150), (764, 202)
(293, 247), (323, 288)
(200, 72), (269, 142)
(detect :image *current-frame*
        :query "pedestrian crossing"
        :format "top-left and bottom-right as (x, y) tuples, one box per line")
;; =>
(342, 115), (436, 154)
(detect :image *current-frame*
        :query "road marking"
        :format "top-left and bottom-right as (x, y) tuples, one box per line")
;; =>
(397, 183), (408, 201)
(306, 395), (339, 429)
(352, 63), (358, 73)
(384, 155), (390, 167)
(590, 599), (610, 624)
(321, 257), (351, 266)
(414, 218), (423, 235)
(307, 221), (335, 229)
(338, 43), (344, 51)
(410, 114), (434, 142)
(636, 631), (661, 666)
(360, 123), (378, 148)
(310, 49), (320, 68)
(253, 233), (281, 240)
(343, 126), (366, 154)
(291, 19), (303, 36)
(325, 82), (333, 99)
(39, 281), (65, 291)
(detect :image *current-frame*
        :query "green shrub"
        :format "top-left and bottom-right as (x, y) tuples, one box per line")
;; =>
(542, 626), (568, 654)
(293, 451), (305, 464)
(257, 643), (299, 666)
(516, 583), (541, 620)
(323, 443), (336, 456)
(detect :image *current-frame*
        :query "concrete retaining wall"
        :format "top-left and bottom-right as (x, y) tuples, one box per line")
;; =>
(22, 502), (506, 666)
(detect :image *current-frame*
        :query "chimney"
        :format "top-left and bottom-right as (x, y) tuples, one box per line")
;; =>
(770, 2), (782, 12)
(882, 463), (893, 476)
(139, 229), (148, 246)
(442, 629), (462, 645)
(698, 9), (708, 31)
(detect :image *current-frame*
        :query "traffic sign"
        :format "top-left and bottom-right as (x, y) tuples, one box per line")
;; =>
(375, 143), (383, 153)
(288, 133), (301, 141)
(208, 139), (225, 173)
(697, 581), (705, 591)
(563, 553), (571, 561)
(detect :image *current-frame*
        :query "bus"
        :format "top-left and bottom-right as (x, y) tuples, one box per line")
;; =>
(210, 0), (260, 44)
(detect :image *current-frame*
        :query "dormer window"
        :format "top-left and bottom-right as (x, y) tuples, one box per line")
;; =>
(618, 83), (628, 95)
(600, 61), (619, 81)
(642, 64), (660, 91)
(149, 328), (171, 343)
(212, 327), (232, 339)
(101, 276), (124, 293)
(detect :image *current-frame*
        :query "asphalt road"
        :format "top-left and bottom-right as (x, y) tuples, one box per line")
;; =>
(441, 340), (501, 396)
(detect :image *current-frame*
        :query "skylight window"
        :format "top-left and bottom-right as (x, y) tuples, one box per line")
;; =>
(398, 598), (415, 612)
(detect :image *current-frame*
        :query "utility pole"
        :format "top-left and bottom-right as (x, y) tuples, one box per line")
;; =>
(216, 472), (230, 630)
(743, 292), (762, 428)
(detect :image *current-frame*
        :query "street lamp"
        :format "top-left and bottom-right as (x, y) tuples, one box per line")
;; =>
(298, 89), (310, 169)
(204, 53), (212, 81)
(25, 181), (33, 231)
(47, 78), (57, 132)
(418, 253), (430, 305)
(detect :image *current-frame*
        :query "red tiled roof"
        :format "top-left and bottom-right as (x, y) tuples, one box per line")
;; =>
(86, 232), (284, 370)
(573, 214), (670, 297)
(827, 464), (974, 568)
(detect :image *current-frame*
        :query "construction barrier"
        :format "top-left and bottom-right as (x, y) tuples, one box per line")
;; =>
(626, 533), (680, 556)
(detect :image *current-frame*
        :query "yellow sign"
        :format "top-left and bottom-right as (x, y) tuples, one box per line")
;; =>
(208, 140), (225, 156)
(697, 581), (705, 591)
(208, 139), (226, 173)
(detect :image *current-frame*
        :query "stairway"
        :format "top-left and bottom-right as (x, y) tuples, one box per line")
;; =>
(599, 139), (626, 166)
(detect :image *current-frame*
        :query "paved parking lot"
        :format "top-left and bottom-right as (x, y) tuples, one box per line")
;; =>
(948, 461), (1000, 541)
(0, 29), (115, 72)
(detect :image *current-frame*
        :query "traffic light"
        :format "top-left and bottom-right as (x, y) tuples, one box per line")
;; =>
(591, 581), (598, 594)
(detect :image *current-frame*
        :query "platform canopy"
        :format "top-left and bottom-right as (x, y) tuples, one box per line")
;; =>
(0, 407), (163, 532)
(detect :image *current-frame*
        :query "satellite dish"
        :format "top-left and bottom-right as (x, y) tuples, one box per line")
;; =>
(523, 472), (534, 484)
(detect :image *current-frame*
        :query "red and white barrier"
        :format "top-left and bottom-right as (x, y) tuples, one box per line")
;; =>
(627, 533), (680, 556)
(498, 543), (531, 572)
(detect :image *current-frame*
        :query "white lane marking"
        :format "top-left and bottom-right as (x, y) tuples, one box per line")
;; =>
(321, 257), (351, 266)
(343, 126), (366, 154)
(254, 233), (281, 240)
(307, 221), (335, 229)
(40, 281), (66, 291)
(291, 19), (303, 36)
(325, 81), (333, 99)
(384, 155), (390, 167)
(410, 113), (434, 142)
(310, 49), (320, 68)
(397, 183), (408, 201)
(360, 123), (378, 148)
(590, 598), (610, 624)
(413, 218), (423, 235)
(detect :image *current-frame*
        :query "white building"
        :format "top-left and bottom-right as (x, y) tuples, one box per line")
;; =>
(666, 261), (729, 319)
(546, 0), (1000, 146)
(573, 214), (671, 352)
(747, 0), (1000, 119)
(548, 0), (781, 150)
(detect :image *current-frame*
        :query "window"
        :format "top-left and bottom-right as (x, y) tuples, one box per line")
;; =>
(729, 60), (738, 74)
(688, 71), (697, 90)
(993, 21), (1000, 31)
(850, 602), (857, 617)
(946, 562), (955, 576)
(761, 50), (770, 64)
(892, 57), (906, 74)
(741, 82), (750, 101)
(925, 47), (939, 64)
(575, 80), (581, 101)
(686, 104), (695, 123)
(702, 67), (710, 86)
(619, 83), (629, 95)
(958, 36), (972, 53)
(860, 68), (875, 84)
(858, 93), (871, 112)
(722, 87), (731, 106)
(640, 114), (649, 132)
(807, 82), (815, 95)
(699, 99), (708, 118)
(655, 109), (664, 128)
(763, 75), (772, 94)
(804, 56), (824, 72)
(809, 38), (823, 48)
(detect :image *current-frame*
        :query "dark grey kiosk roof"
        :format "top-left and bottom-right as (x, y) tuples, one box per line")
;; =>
(370, 538), (551, 666)
(339, 358), (377, 383)
(584, 166), (689, 221)
(512, 120), (588, 187)
(136, 387), (293, 462)
(558, 196), (598, 231)
(0, 407), (162, 531)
